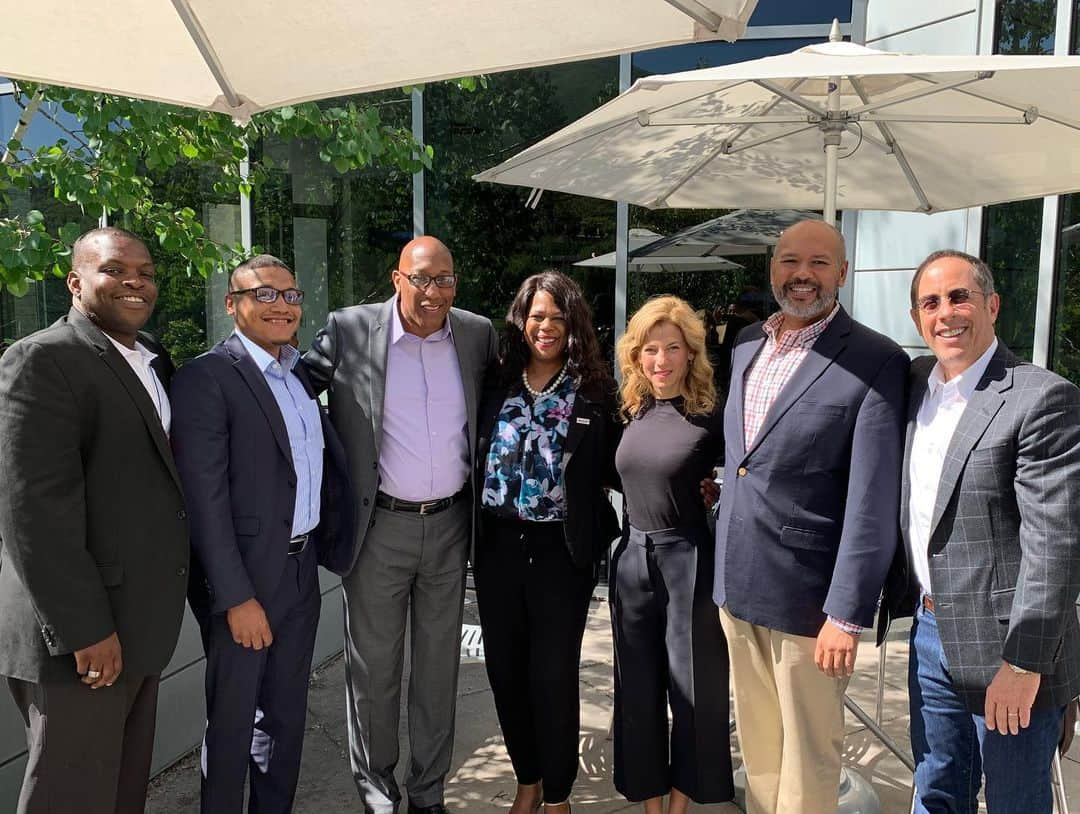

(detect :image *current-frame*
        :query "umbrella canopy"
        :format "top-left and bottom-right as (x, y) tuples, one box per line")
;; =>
(636, 208), (821, 257)
(575, 228), (744, 272)
(3, 1), (758, 119)
(474, 29), (1080, 220)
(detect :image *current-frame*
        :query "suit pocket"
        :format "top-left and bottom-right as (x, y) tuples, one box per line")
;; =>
(233, 516), (260, 536)
(779, 526), (830, 551)
(97, 564), (124, 587)
(969, 443), (1012, 469)
(990, 587), (1015, 622)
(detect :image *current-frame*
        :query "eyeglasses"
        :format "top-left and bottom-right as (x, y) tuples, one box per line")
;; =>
(915, 287), (985, 314)
(402, 273), (457, 290)
(229, 286), (305, 305)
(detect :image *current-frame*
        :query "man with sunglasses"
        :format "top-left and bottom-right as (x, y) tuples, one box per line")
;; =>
(305, 236), (497, 814)
(170, 254), (356, 813)
(879, 249), (1080, 813)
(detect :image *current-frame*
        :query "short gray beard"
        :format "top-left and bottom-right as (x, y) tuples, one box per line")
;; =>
(773, 283), (837, 322)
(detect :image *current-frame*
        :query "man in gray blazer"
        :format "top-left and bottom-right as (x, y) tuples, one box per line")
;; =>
(304, 236), (497, 814)
(880, 249), (1080, 813)
(0, 228), (190, 813)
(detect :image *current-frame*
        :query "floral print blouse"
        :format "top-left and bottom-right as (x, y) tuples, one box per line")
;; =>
(481, 374), (577, 522)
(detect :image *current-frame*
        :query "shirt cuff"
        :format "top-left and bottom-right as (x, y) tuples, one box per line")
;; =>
(827, 615), (865, 634)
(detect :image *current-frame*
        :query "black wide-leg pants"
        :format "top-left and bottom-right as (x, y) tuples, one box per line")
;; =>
(610, 524), (734, 804)
(474, 514), (596, 804)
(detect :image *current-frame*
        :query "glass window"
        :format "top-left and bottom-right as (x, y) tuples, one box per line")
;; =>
(994, 0), (1056, 54)
(633, 36), (820, 77)
(982, 199), (1042, 362)
(1052, 193), (1080, 383)
(252, 90), (414, 350)
(748, 0), (852, 26)
(424, 59), (620, 358)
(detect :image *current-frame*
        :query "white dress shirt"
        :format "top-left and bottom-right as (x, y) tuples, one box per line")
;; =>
(907, 339), (998, 594)
(105, 333), (171, 435)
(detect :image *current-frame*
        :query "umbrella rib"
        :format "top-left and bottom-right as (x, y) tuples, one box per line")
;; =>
(847, 72), (992, 117)
(170, 0), (243, 109)
(934, 82), (1080, 133)
(753, 79), (826, 117)
(720, 123), (819, 154)
(848, 77), (932, 213)
(661, 0), (725, 31)
(717, 77), (811, 153)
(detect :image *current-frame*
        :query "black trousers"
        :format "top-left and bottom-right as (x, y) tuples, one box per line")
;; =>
(474, 514), (596, 804)
(194, 544), (321, 814)
(8, 672), (160, 814)
(609, 525), (734, 803)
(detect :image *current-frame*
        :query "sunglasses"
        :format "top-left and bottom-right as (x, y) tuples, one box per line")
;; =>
(915, 287), (985, 314)
(229, 286), (305, 305)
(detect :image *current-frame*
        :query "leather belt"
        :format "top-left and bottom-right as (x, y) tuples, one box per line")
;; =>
(376, 490), (463, 516)
(922, 593), (935, 613)
(288, 534), (309, 555)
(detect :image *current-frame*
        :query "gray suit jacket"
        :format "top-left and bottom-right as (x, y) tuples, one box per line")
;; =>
(303, 298), (497, 570)
(0, 309), (190, 683)
(885, 343), (1080, 711)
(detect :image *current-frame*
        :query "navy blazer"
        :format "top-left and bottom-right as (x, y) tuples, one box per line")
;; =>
(713, 307), (909, 638)
(171, 334), (356, 615)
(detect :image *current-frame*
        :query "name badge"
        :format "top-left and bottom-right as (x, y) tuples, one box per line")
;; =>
(576, 417), (591, 425)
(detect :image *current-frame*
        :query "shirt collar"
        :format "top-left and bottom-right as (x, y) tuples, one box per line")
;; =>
(234, 329), (299, 374)
(389, 294), (452, 345)
(762, 302), (840, 347)
(927, 337), (999, 401)
(104, 332), (158, 366)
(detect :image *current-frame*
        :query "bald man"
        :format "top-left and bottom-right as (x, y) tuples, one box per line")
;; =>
(305, 237), (497, 814)
(0, 227), (189, 813)
(712, 220), (908, 813)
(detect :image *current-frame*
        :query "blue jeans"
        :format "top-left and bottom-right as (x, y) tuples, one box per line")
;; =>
(909, 603), (1064, 814)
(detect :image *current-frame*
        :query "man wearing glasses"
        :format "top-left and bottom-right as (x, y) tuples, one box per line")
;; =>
(879, 250), (1080, 813)
(305, 236), (497, 814)
(170, 254), (356, 812)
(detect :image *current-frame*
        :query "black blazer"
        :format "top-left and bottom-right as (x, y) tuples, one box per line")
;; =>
(475, 372), (622, 571)
(170, 334), (356, 616)
(0, 308), (190, 683)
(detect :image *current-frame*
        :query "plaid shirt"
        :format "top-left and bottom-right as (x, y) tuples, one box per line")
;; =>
(742, 304), (861, 634)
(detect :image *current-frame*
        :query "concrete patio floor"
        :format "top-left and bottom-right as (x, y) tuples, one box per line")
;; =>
(145, 589), (1080, 812)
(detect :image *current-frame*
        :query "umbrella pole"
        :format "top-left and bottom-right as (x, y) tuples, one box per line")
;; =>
(823, 73), (841, 225)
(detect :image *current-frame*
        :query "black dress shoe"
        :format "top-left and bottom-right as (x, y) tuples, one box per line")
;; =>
(407, 804), (448, 814)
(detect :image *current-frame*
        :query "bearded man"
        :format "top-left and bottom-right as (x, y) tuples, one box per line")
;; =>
(712, 219), (909, 814)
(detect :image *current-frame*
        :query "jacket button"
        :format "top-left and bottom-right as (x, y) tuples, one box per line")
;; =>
(363, 498), (370, 506)
(372, 462), (378, 470)
(177, 509), (186, 519)
(177, 567), (187, 576)
(737, 467), (748, 477)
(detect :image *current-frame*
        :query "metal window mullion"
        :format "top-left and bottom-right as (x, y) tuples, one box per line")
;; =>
(614, 53), (632, 378)
(1033, 195), (1059, 368)
(412, 88), (424, 238)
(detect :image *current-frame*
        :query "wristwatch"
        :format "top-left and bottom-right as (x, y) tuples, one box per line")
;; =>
(1007, 661), (1033, 675)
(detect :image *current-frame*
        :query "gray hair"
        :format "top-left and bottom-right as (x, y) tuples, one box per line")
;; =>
(910, 249), (996, 308)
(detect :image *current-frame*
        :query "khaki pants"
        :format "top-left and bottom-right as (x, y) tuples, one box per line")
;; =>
(719, 606), (849, 814)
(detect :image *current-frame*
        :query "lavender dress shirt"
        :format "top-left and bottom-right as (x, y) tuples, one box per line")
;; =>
(379, 298), (469, 502)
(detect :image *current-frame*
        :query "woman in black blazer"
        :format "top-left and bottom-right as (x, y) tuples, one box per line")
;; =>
(475, 271), (620, 814)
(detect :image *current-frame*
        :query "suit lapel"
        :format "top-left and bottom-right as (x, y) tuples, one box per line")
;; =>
(450, 310), (479, 449)
(223, 334), (294, 468)
(901, 360), (932, 534)
(68, 308), (182, 491)
(368, 299), (392, 458)
(928, 347), (1012, 540)
(744, 308), (851, 461)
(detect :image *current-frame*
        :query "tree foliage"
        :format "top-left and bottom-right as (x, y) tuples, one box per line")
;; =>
(0, 80), (483, 295)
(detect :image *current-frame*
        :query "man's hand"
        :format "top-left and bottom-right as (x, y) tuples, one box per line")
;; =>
(74, 632), (122, 689)
(227, 598), (273, 650)
(984, 662), (1041, 735)
(700, 472), (721, 509)
(814, 620), (858, 678)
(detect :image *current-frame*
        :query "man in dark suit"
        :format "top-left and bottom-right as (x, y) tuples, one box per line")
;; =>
(305, 236), (497, 814)
(712, 220), (908, 814)
(170, 255), (356, 813)
(879, 250), (1080, 813)
(0, 227), (189, 813)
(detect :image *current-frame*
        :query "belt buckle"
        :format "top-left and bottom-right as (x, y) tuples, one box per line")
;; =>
(418, 500), (439, 516)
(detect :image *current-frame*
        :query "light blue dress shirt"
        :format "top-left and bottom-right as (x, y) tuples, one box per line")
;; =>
(235, 331), (324, 537)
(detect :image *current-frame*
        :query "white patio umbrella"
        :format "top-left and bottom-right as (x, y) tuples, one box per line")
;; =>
(474, 22), (1080, 222)
(636, 208), (821, 257)
(575, 228), (744, 272)
(1, 0), (758, 119)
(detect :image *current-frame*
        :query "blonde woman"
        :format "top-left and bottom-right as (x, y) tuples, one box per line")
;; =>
(610, 296), (734, 814)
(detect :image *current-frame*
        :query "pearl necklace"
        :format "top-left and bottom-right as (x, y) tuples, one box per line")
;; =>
(522, 365), (568, 399)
